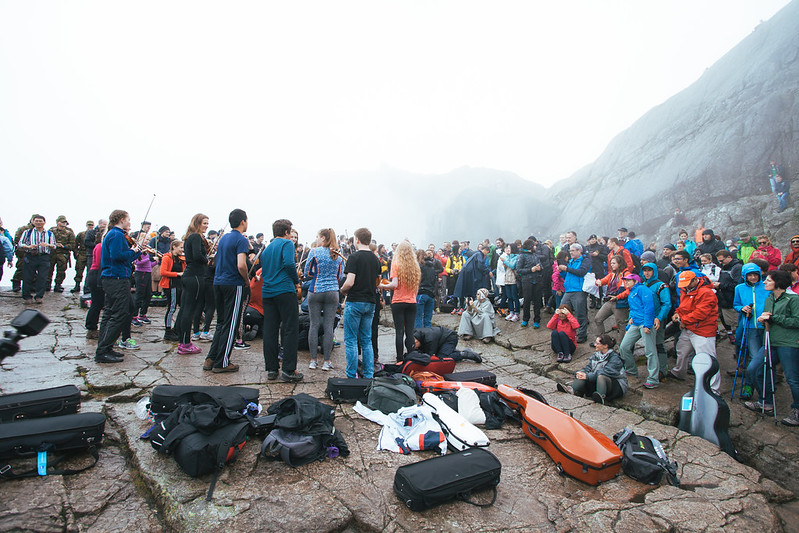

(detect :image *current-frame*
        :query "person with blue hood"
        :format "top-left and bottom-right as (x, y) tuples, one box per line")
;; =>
(642, 262), (672, 383)
(733, 263), (770, 399)
(618, 273), (656, 385)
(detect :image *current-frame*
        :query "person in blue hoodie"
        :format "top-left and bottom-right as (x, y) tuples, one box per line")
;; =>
(642, 262), (672, 383)
(733, 263), (770, 399)
(618, 273), (656, 385)
(558, 243), (591, 343)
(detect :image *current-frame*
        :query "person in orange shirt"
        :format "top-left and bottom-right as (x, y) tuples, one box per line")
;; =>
(381, 240), (421, 362)
(160, 240), (184, 342)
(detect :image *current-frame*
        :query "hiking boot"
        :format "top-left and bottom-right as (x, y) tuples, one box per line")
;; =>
(280, 371), (304, 383)
(267, 371), (279, 381)
(86, 330), (99, 340)
(782, 408), (799, 427)
(212, 363), (240, 373)
(202, 358), (214, 371)
(95, 353), (124, 364)
(53, 285), (64, 293)
(556, 382), (573, 394)
(321, 361), (334, 371)
(591, 392), (605, 405)
(744, 400), (774, 415)
(309, 359), (318, 369)
(739, 385), (754, 400)
(460, 349), (482, 363)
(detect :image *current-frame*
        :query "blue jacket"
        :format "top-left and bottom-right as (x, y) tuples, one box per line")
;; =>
(627, 282), (655, 328)
(101, 226), (140, 278)
(561, 255), (590, 293)
(733, 263), (770, 329)
(642, 262), (671, 324)
(624, 239), (643, 257)
(261, 237), (300, 298)
(0, 229), (12, 264)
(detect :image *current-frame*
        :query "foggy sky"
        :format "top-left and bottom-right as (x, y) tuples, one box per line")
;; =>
(0, 0), (791, 249)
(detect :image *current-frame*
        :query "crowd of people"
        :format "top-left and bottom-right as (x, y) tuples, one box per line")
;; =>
(2, 207), (799, 425)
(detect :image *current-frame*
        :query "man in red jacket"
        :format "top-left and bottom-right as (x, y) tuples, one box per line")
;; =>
(669, 271), (721, 392)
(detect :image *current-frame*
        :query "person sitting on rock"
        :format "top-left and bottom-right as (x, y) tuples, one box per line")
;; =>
(751, 235), (782, 270)
(547, 303), (579, 363)
(774, 174), (790, 213)
(557, 334), (628, 405)
(458, 288), (500, 344)
(412, 326), (482, 362)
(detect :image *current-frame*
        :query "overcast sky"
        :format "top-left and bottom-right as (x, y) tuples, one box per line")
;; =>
(0, 0), (791, 247)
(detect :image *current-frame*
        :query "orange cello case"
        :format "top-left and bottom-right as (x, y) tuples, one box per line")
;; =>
(418, 380), (497, 395)
(497, 384), (622, 485)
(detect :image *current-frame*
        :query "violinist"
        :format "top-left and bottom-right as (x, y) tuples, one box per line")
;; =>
(96, 209), (142, 364)
(149, 225), (171, 298)
(176, 214), (209, 355)
(160, 239), (184, 342)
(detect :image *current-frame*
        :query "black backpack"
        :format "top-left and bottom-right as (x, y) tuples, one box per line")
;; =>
(613, 428), (679, 486)
(150, 393), (249, 501)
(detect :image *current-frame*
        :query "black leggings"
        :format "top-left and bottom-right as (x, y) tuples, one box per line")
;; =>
(177, 275), (204, 344)
(134, 271), (152, 316)
(572, 375), (624, 400)
(521, 279), (542, 323)
(550, 331), (575, 355)
(391, 302), (417, 361)
(193, 277), (215, 333)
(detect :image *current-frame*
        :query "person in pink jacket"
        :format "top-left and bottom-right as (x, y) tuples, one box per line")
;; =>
(547, 303), (580, 363)
(751, 235), (782, 270)
(550, 250), (567, 310)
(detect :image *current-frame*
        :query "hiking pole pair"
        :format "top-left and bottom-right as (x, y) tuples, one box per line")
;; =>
(731, 315), (749, 401)
(762, 322), (779, 424)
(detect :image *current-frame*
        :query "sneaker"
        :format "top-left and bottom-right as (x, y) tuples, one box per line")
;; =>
(457, 308), (463, 315)
(450, 308), (458, 315)
(212, 363), (240, 373)
(321, 361), (334, 371)
(267, 371), (279, 381)
(202, 358), (214, 371)
(561, 353), (572, 363)
(177, 343), (202, 355)
(591, 392), (605, 405)
(505, 313), (513, 321)
(510, 314), (519, 322)
(521, 321), (528, 327)
(744, 400), (774, 415)
(782, 408), (799, 427)
(280, 371), (304, 382)
(556, 352), (564, 363)
(309, 360), (318, 369)
(740, 385), (754, 400)
(234, 341), (250, 350)
(86, 330), (99, 339)
(533, 322), (540, 329)
(131, 317), (142, 326)
(191, 332), (202, 341)
(117, 338), (141, 350)
(138, 316), (151, 324)
(200, 332), (214, 342)
(643, 380), (659, 389)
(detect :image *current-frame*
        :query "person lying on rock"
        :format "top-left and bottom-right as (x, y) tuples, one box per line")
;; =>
(457, 288), (501, 344)
(557, 334), (628, 405)
(412, 326), (482, 362)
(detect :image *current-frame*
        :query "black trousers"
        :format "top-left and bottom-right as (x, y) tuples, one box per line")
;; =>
(177, 275), (204, 344)
(391, 302), (417, 361)
(22, 254), (50, 300)
(97, 278), (132, 355)
(207, 284), (243, 369)
(193, 277), (215, 333)
(521, 279), (542, 323)
(133, 271), (152, 316)
(262, 291), (299, 374)
(85, 269), (104, 331)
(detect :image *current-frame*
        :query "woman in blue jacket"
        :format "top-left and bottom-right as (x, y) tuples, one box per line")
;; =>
(734, 263), (770, 399)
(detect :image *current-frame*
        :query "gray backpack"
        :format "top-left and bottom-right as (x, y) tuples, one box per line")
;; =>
(261, 429), (326, 467)
(367, 375), (418, 414)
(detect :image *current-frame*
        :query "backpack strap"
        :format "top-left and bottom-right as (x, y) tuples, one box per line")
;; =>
(206, 421), (248, 501)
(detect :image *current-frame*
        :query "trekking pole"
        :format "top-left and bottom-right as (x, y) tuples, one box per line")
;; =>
(763, 322), (779, 424)
(731, 315), (749, 400)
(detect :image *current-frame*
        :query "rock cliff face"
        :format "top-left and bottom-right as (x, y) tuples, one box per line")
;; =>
(544, 0), (799, 246)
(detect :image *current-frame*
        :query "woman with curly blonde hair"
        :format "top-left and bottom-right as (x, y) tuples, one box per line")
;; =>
(382, 240), (421, 361)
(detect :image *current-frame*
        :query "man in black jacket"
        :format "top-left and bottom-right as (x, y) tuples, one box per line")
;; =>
(412, 327), (481, 362)
(715, 250), (742, 344)
(694, 229), (725, 265)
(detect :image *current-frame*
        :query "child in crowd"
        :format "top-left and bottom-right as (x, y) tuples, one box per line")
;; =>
(547, 303), (579, 363)
(160, 240), (184, 342)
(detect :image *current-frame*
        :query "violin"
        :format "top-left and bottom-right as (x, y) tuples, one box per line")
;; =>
(125, 232), (160, 257)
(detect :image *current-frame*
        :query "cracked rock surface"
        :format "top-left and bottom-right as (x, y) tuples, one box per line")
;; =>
(0, 292), (795, 531)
